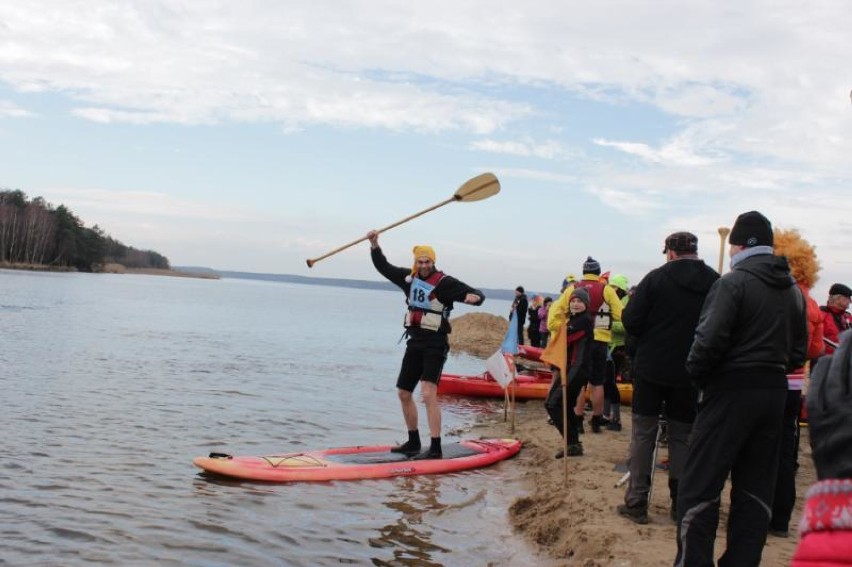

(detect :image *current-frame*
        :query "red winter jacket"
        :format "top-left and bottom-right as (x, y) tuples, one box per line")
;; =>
(802, 286), (825, 361)
(822, 304), (852, 355)
(792, 479), (852, 566)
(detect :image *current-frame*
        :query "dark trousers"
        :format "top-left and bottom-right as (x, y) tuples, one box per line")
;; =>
(770, 389), (802, 532)
(626, 380), (697, 508)
(545, 369), (587, 445)
(674, 388), (786, 567)
(527, 326), (540, 348)
(603, 357), (621, 405)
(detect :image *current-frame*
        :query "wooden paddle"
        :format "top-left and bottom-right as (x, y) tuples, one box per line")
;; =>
(717, 226), (730, 274)
(306, 172), (500, 268)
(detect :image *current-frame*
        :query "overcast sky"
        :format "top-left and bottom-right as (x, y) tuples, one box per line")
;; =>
(1, 1), (850, 297)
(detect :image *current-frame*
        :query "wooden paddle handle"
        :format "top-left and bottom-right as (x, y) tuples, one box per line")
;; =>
(306, 197), (454, 268)
(717, 226), (730, 274)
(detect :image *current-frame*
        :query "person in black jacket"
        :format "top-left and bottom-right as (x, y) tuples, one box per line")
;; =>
(367, 230), (485, 460)
(674, 211), (808, 567)
(511, 286), (528, 346)
(616, 231), (719, 525)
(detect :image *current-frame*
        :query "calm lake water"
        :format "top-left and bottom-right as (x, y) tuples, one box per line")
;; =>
(0, 270), (546, 566)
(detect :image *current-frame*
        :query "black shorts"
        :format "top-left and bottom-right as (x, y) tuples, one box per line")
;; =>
(396, 335), (449, 392)
(588, 341), (608, 386)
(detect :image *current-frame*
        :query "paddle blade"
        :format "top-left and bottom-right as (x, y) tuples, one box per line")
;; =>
(453, 172), (500, 202)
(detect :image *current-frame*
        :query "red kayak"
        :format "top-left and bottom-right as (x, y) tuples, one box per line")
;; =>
(517, 344), (544, 361)
(193, 438), (521, 482)
(438, 372), (551, 399)
(438, 370), (634, 404)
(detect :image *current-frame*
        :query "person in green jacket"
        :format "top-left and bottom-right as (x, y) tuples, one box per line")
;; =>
(605, 274), (630, 431)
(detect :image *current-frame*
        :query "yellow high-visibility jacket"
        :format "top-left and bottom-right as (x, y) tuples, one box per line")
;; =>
(547, 274), (623, 344)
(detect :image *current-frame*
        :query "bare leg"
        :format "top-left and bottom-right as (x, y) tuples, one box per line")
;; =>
(592, 384), (605, 416)
(398, 388), (418, 430)
(420, 382), (441, 438)
(574, 385), (587, 416)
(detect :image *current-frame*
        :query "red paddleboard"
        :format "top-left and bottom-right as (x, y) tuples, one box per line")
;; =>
(193, 438), (521, 482)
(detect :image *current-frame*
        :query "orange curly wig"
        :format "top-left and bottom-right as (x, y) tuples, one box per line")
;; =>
(773, 228), (820, 289)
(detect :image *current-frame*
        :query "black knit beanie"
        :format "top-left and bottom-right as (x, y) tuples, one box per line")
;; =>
(570, 287), (591, 308)
(729, 211), (773, 248)
(582, 256), (601, 275)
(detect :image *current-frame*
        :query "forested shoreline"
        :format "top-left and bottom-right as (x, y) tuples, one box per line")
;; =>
(0, 189), (169, 272)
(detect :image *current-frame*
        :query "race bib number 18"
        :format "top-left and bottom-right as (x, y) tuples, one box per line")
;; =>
(409, 279), (435, 310)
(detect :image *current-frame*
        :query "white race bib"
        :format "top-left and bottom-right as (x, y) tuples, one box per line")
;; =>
(409, 278), (435, 310)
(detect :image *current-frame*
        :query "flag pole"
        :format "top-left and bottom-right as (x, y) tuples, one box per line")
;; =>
(562, 367), (569, 486)
(510, 358), (517, 434)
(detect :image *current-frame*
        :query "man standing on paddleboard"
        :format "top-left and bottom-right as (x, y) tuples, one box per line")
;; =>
(367, 230), (485, 460)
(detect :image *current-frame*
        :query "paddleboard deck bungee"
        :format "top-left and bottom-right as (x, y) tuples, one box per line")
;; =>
(193, 438), (521, 482)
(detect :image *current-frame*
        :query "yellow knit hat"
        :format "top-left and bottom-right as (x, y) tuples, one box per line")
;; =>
(411, 245), (436, 274)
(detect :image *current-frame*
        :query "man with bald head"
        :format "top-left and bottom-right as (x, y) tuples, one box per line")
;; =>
(367, 230), (485, 460)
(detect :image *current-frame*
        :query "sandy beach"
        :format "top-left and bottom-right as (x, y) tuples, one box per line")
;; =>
(463, 397), (815, 566)
(447, 313), (815, 566)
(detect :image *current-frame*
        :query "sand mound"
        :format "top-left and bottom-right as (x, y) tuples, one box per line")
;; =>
(448, 312), (509, 358)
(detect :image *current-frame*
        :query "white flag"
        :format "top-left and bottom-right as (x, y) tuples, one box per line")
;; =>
(485, 350), (515, 388)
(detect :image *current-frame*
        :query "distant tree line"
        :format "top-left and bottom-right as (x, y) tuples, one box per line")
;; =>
(0, 189), (170, 271)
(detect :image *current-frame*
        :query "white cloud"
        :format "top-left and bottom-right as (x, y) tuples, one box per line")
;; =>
(470, 137), (574, 159)
(0, 99), (33, 118)
(38, 187), (253, 222)
(594, 138), (717, 167)
(2, 1), (852, 294)
(494, 167), (578, 184)
(0, 0), (848, 166)
(586, 185), (663, 216)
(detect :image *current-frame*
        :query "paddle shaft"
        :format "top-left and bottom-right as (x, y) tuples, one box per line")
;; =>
(561, 373), (568, 485)
(717, 227), (730, 274)
(306, 196), (456, 268)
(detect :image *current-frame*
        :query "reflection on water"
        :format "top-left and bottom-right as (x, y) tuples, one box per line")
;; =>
(370, 476), (450, 566)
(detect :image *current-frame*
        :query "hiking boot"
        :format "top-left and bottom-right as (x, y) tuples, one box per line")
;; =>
(768, 527), (789, 538)
(555, 443), (583, 458)
(617, 503), (649, 525)
(390, 441), (421, 456)
(411, 448), (442, 460)
(567, 443), (583, 456)
(607, 421), (622, 431)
